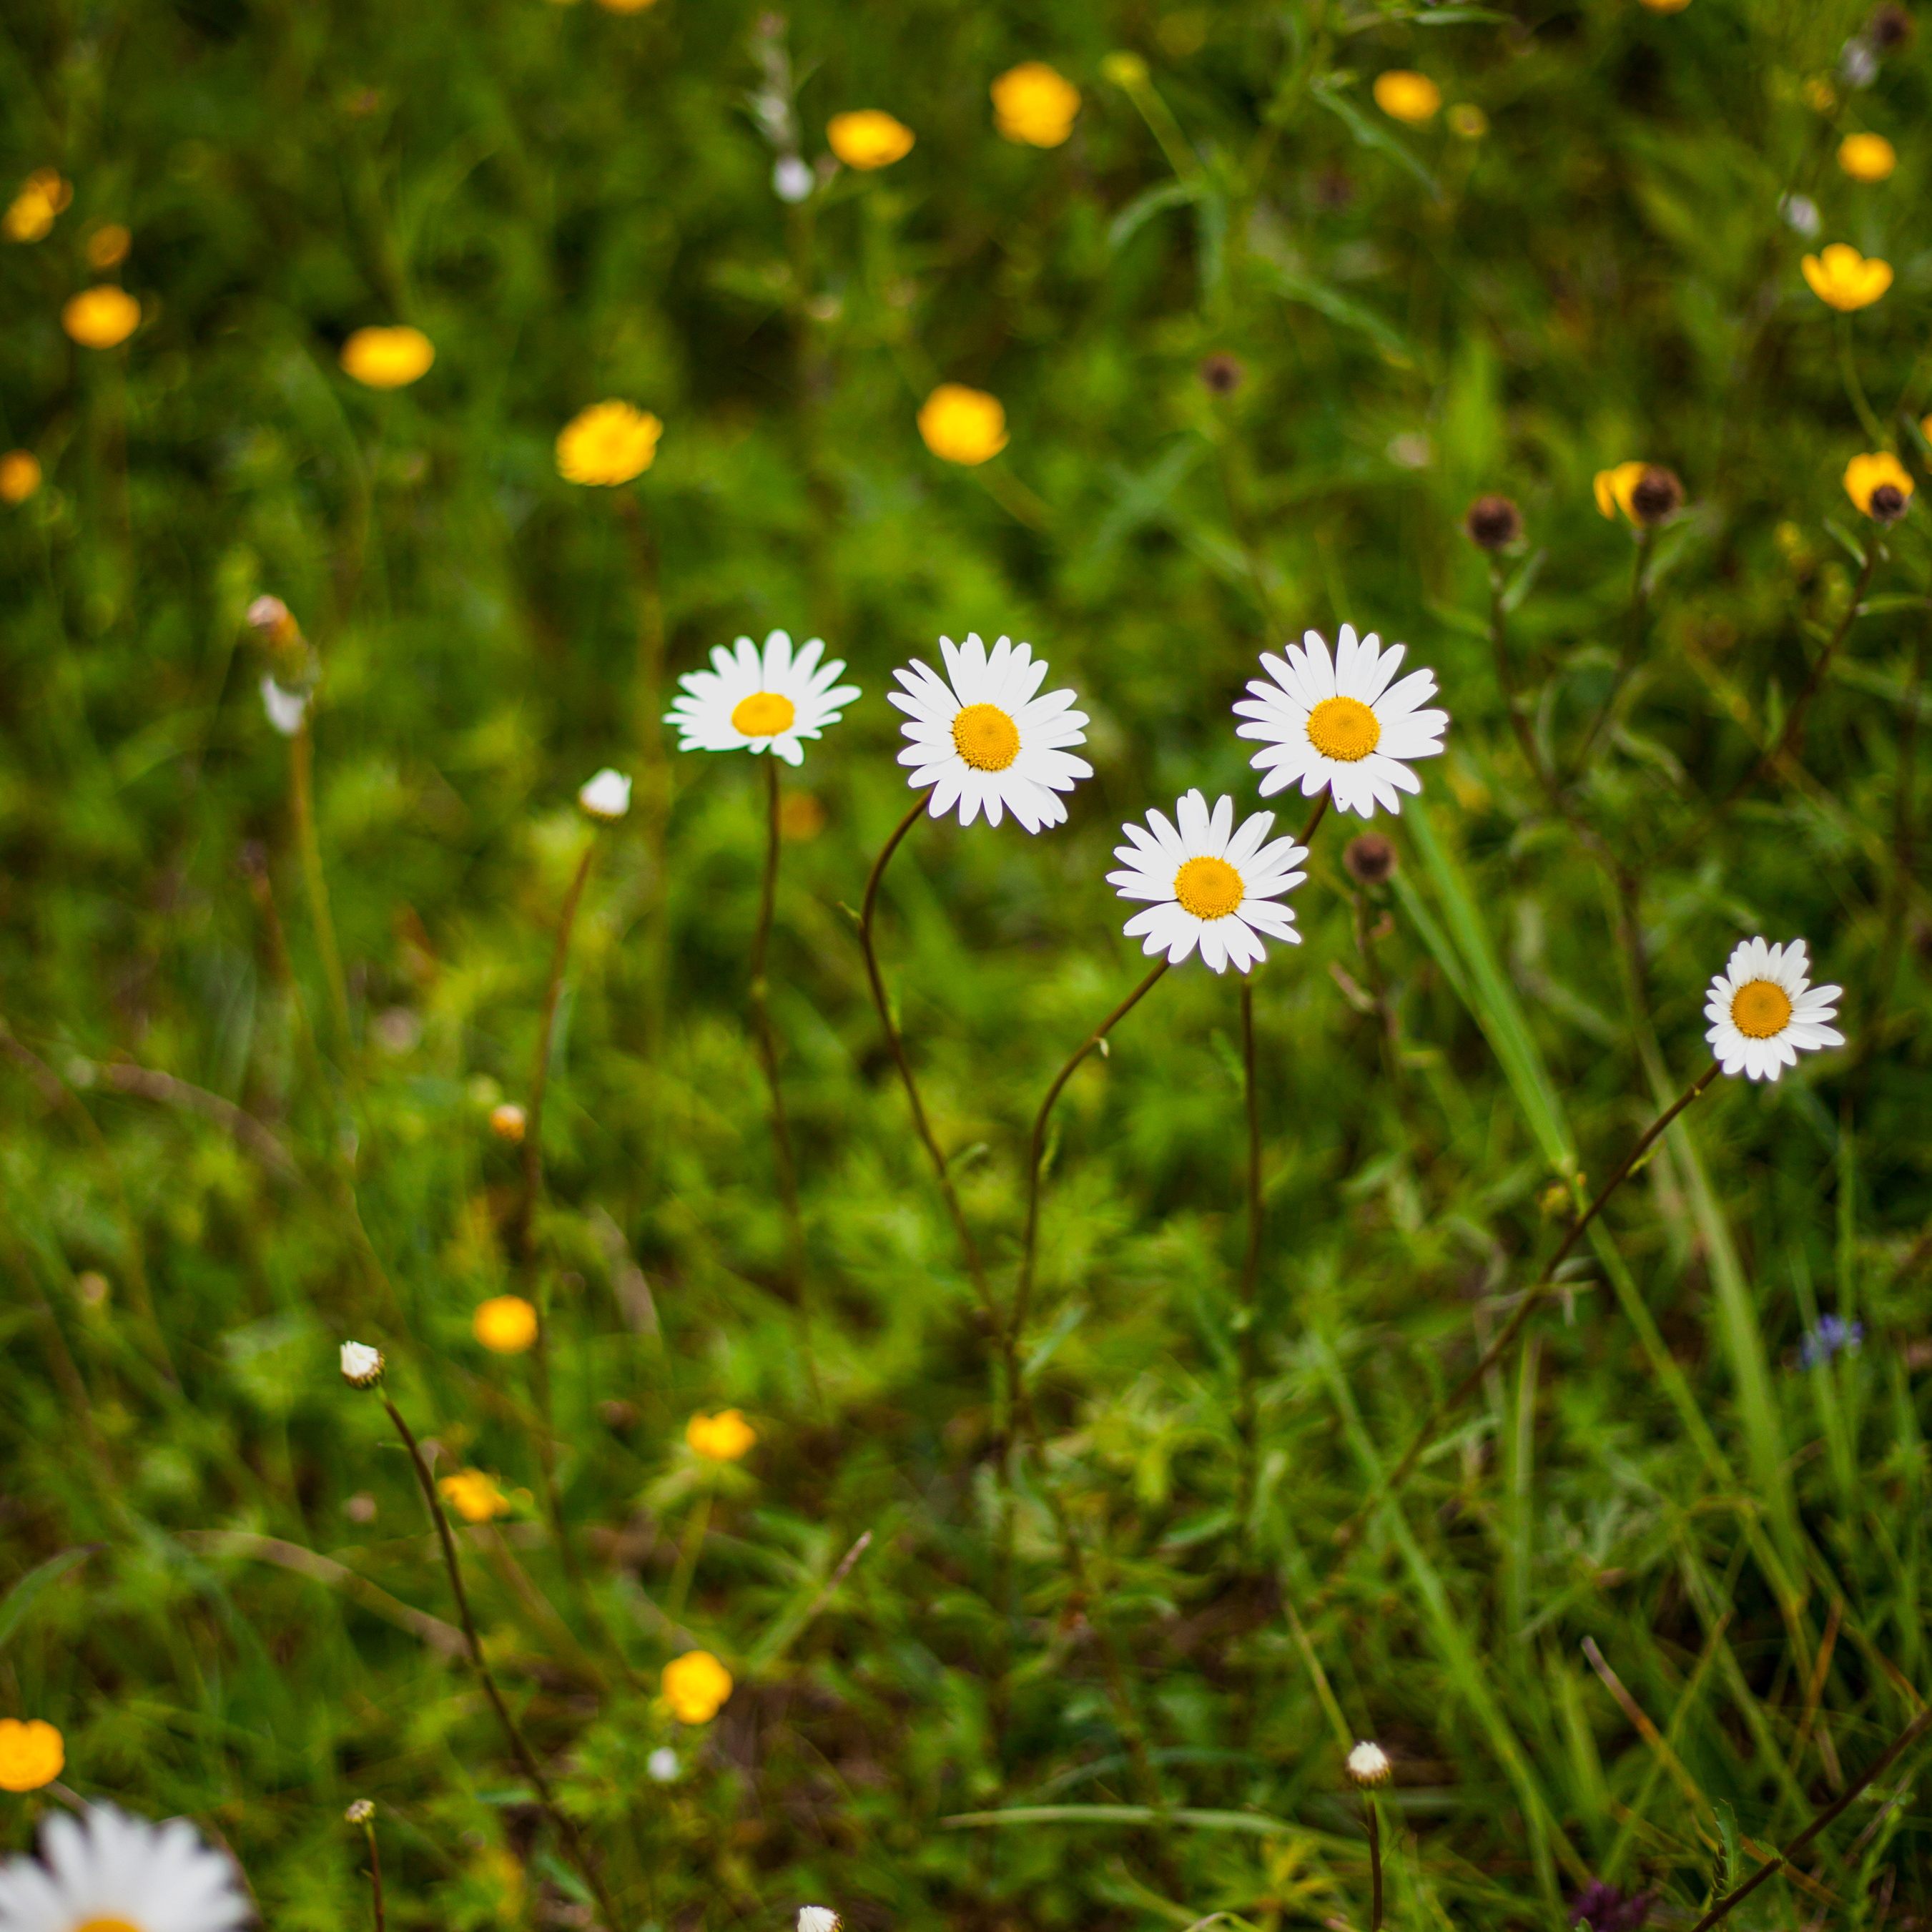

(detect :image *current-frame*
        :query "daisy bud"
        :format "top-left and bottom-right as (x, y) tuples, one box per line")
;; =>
(578, 768), (633, 819)
(1464, 493), (1522, 552)
(340, 1340), (385, 1389)
(773, 155), (814, 203)
(1198, 352), (1245, 395)
(489, 1101), (528, 1143)
(1629, 466), (1683, 526)
(798, 1911), (842, 1932)
(1346, 1740), (1392, 1788)
(646, 1746), (680, 1783)
(1343, 833), (1396, 884)
(345, 1799), (375, 1824)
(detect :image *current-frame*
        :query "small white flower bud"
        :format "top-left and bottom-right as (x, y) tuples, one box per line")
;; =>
(773, 156), (814, 203)
(797, 1910), (840, 1932)
(578, 768), (633, 819)
(1346, 1740), (1391, 1788)
(260, 673), (308, 736)
(246, 594), (292, 634)
(340, 1341), (385, 1389)
(646, 1746), (680, 1783)
(345, 1799), (375, 1824)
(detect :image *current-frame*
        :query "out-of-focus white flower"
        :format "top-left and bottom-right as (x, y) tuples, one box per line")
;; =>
(798, 1909), (841, 1932)
(340, 1341), (385, 1388)
(773, 156), (814, 202)
(1780, 192), (1821, 238)
(0, 1802), (250, 1932)
(646, 1747), (680, 1783)
(260, 674), (308, 736)
(578, 769), (633, 819)
(1346, 1740), (1392, 1787)
(1840, 36), (1880, 86)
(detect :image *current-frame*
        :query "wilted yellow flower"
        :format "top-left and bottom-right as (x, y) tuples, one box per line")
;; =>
(1448, 103), (1488, 139)
(0, 1720), (63, 1793)
(340, 325), (435, 388)
(1373, 71), (1441, 124)
(686, 1409), (756, 1462)
(0, 451), (41, 504)
(1593, 460), (1647, 521)
(1803, 243), (1892, 310)
(62, 286), (139, 348)
(1844, 450), (1913, 521)
(917, 383), (1008, 465)
(828, 111), (915, 169)
(661, 1650), (733, 1723)
(473, 1293), (539, 1354)
(86, 222), (132, 269)
(3, 170), (70, 244)
(1838, 133), (1897, 182)
(438, 1468), (510, 1524)
(556, 400), (662, 485)
(992, 64), (1080, 147)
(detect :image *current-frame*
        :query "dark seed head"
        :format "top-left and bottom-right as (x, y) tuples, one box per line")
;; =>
(1868, 3), (1913, 50)
(1464, 493), (1523, 551)
(1198, 352), (1245, 395)
(1630, 466), (1684, 526)
(1869, 482), (1908, 523)
(1344, 834), (1396, 885)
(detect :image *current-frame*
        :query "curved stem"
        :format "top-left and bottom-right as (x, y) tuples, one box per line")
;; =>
(1299, 792), (1329, 847)
(857, 791), (994, 1319)
(383, 1396), (621, 1931)
(360, 1817), (385, 1932)
(750, 756), (804, 1288)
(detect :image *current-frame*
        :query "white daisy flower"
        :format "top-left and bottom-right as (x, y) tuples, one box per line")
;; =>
(1233, 624), (1449, 819)
(665, 631), (859, 768)
(0, 1802), (251, 1932)
(1108, 789), (1308, 974)
(1703, 937), (1843, 1083)
(889, 632), (1091, 832)
(577, 769), (633, 819)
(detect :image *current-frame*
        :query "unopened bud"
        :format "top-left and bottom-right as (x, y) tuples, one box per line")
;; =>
(1346, 1740), (1392, 1788)
(340, 1340), (385, 1389)
(489, 1102), (528, 1143)
(1198, 352), (1245, 396)
(345, 1799), (375, 1825)
(1464, 494), (1522, 552)
(1344, 834), (1396, 885)
(1629, 466), (1683, 526)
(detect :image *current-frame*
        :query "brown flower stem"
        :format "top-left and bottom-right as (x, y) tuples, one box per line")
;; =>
(1571, 527), (1653, 780)
(1339, 1060), (1722, 1542)
(1366, 1794), (1384, 1932)
(1299, 792), (1329, 847)
(381, 1395), (621, 1931)
(360, 1815), (385, 1932)
(290, 721), (353, 1058)
(1687, 1703), (1932, 1932)
(513, 843), (596, 1266)
(751, 756), (805, 1291)
(856, 790), (995, 1321)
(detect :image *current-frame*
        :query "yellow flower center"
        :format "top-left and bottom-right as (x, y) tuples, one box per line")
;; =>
(1173, 856), (1245, 920)
(77, 1921), (145, 1931)
(1731, 980), (1793, 1039)
(952, 702), (1020, 771)
(731, 691), (796, 737)
(1306, 694), (1381, 762)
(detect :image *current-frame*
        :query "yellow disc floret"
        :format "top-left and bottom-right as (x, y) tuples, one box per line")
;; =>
(731, 691), (796, 737)
(1306, 694), (1381, 762)
(952, 702), (1020, 771)
(1173, 856), (1245, 920)
(1731, 980), (1793, 1039)
(76, 1921), (144, 1932)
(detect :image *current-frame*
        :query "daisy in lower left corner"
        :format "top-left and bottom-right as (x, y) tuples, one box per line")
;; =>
(665, 631), (859, 766)
(1109, 790), (1308, 973)
(1704, 937), (1843, 1082)
(0, 1802), (251, 1932)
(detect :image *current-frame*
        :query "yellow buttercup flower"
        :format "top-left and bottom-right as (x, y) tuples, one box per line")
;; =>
(0, 450), (41, 503)
(473, 1293), (539, 1354)
(1373, 71), (1441, 125)
(340, 325), (435, 388)
(917, 383), (1008, 465)
(992, 63), (1080, 147)
(0, 1719), (63, 1793)
(1838, 133), (1896, 182)
(1802, 243), (1892, 311)
(438, 1468), (511, 1524)
(62, 286), (139, 348)
(1844, 450), (1913, 521)
(661, 1650), (733, 1723)
(556, 400), (663, 485)
(827, 111), (915, 170)
(1593, 460), (1647, 521)
(3, 169), (70, 244)
(686, 1409), (757, 1462)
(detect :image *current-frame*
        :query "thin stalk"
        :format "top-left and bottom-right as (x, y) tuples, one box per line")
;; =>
(751, 756), (805, 1288)
(1838, 311), (1886, 447)
(856, 791), (995, 1321)
(290, 721), (353, 1055)
(1299, 792), (1329, 847)
(1686, 1704), (1932, 1931)
(1235, 975), (1263, 1545)
(1346, 1060), (1722, 1534)
(359, 1815), (385, 1932)
(1571, 528), (1653, 779)
(1365, 1794), (1384, 1932)
(381, 1395), (621, 1931)
(666, 1492), (711, 1622)
(513, 843), (596, 1265)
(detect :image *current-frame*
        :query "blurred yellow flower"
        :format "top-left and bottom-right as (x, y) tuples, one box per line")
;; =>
(1449, 103), (1488, 139)
(917, 383), (1008, 465)
(686, 1409), (756, 1461)
(473, 1293), (539, 1354)
(439, 1468), (510, 1523)
(1593, 460), (1647, 521)
(4, 169), (70, 244)
(1100, 51), (1148, 87)
(86, 223), (132, 269)
(1844, 450), (1913, 519)
(62, 286), (139, 348)
(488, 1101), (527, 1143)
(828, 111), (915, 169)
(1373, 72), (1441, 124)
(0, 1719), (63, 1793)
(0, 450), (41, 503)
(1802, 243), (1892, 310)
(992, 64), (1080, 147)
(662, 1650), (733, 1723)
(340, 325), (435, 388)
(556, 400), (662, 485)
(1838, 133), (1896, 182)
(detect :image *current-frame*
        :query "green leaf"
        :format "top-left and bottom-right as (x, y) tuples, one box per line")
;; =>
(1108, 180), (1202, 253)
(1311, 83), (1441, 202)
(1268, 264), (1413, 363)
(0, 1547), (99, 1653)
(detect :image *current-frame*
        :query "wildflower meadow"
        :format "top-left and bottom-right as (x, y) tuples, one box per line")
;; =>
(6, 0), (1932, 1927)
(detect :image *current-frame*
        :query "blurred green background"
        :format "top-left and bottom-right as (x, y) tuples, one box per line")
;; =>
(5, 0), (1932, 1924)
